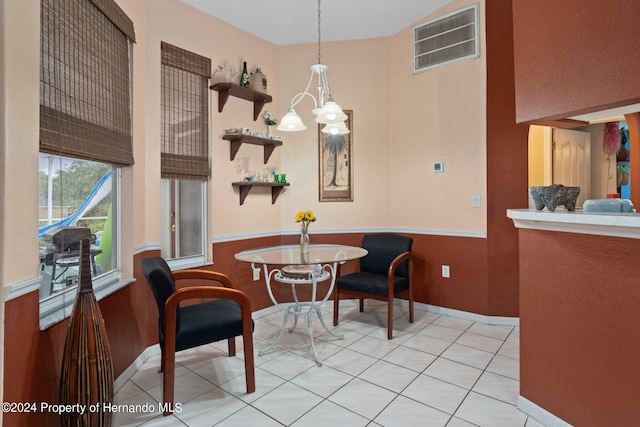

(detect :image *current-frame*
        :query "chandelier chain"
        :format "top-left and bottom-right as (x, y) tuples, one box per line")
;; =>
(317, 0), (322, 64)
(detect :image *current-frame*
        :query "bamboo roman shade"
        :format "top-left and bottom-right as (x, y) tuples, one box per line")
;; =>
(40, 0), (135, 166)
(161, 42), (211, 180)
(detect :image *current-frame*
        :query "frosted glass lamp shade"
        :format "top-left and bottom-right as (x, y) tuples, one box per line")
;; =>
(314, 99), (348, 124)
(321, 121), (350, 135)
(277, 108), (307, 131)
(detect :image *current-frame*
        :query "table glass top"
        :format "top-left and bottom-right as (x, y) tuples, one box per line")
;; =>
(234, 244), (368, 265)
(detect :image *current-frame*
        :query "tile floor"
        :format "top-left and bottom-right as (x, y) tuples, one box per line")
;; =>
(113, 302), (545, 427)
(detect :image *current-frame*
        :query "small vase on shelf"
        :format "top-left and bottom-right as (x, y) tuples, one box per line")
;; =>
(267, 125), (273, 138)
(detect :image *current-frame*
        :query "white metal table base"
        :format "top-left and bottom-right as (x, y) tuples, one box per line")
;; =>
(253, 263), (344, 367)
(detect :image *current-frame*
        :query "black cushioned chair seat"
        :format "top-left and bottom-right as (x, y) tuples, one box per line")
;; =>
(337, 271), (409, 297)
(173, 299), (244, 352)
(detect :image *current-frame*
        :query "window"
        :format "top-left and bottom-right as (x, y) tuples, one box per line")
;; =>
(160, 42), (211, 264)
(38, 154), (117, 299)
(39, 0), (135, 313)
(161, 179), (207, 262)
(413, 4), (479, 73)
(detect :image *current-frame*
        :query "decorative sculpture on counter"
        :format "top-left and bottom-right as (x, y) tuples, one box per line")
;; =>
(530, 184), (581, 212)
(60, 238), (114, 427)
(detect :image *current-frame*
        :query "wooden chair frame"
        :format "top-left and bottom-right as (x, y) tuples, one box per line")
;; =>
(333, 252), (414, 340)
(161, 269), (255, 415)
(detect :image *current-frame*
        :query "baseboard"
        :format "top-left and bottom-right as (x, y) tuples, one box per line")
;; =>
(517, 396), (573, 427)
(114, 344), (161, 393)
(423, 302), (519, 326)
(394, 299), (520, 327)
(251, 304), (281, 319)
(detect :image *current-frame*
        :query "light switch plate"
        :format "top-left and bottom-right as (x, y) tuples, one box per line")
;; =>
(442, 265), (450, 278)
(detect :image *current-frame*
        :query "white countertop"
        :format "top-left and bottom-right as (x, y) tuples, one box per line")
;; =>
(507, 209), (640, 239)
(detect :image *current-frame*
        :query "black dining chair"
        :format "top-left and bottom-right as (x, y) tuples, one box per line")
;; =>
(141, 257), (255, 415)
(333, 233), (414, 339)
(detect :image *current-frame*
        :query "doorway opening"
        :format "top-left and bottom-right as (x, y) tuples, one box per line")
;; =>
(527, 120), (629, 208)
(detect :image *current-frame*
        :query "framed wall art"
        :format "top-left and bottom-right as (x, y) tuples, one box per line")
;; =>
(318, 110), (353, 201)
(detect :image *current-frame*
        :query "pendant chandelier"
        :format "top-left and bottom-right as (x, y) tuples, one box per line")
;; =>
(277, 0), (349, 135)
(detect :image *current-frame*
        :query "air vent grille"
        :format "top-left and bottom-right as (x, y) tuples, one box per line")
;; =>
(413, 4), (479, 73)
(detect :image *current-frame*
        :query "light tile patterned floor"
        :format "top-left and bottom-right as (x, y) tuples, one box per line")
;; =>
(113, 302), (546, 427)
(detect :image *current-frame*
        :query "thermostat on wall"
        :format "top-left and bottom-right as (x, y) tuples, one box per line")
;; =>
(432, 161), (444, 173)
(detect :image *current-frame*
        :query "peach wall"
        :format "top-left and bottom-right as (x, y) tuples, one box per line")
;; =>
(273, 0), (489, 235)
(197, 0), (489, 237)
(121, 0), (150, 251)
(141, 0), (283, 245)
(389, 0), (487, 234)
(276, 38), (393, 231)
(0, 0), (40, 285)
(1, 1), (40, 418)
(528, 126), (547, 187)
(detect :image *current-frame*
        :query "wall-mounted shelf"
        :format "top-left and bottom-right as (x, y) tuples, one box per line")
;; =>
(232, 182), (290, 205)
(210, 82), (272, 121)
(223, 134), (283, 164)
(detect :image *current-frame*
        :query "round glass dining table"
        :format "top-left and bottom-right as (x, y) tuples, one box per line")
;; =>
(234, 243), (368, 266)
(235, 244), (368, 366)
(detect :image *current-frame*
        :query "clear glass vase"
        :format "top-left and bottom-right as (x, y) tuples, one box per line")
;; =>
(300, 231), (310, 263)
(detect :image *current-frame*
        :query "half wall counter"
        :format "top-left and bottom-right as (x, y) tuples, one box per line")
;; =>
(508, 208), (640, 427)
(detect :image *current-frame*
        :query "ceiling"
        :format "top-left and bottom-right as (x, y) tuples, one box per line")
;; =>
(570, 104), (640, 124)
(180, 0), (451, 46)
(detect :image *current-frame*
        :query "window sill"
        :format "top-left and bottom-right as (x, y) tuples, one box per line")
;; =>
(166, 255), (211, 271)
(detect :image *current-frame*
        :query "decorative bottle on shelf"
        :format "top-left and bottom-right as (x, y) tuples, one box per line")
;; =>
(250, 68), (267, 93)
(240, 61), (250, 88)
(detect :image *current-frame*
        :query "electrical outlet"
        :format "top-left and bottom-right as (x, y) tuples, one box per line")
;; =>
(442, 265), (450, 278)
(253, 268), (260, 281)
(472, 194), (481, 207)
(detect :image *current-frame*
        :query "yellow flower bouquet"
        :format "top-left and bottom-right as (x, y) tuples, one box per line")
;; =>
(295, 210), (316, 260)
